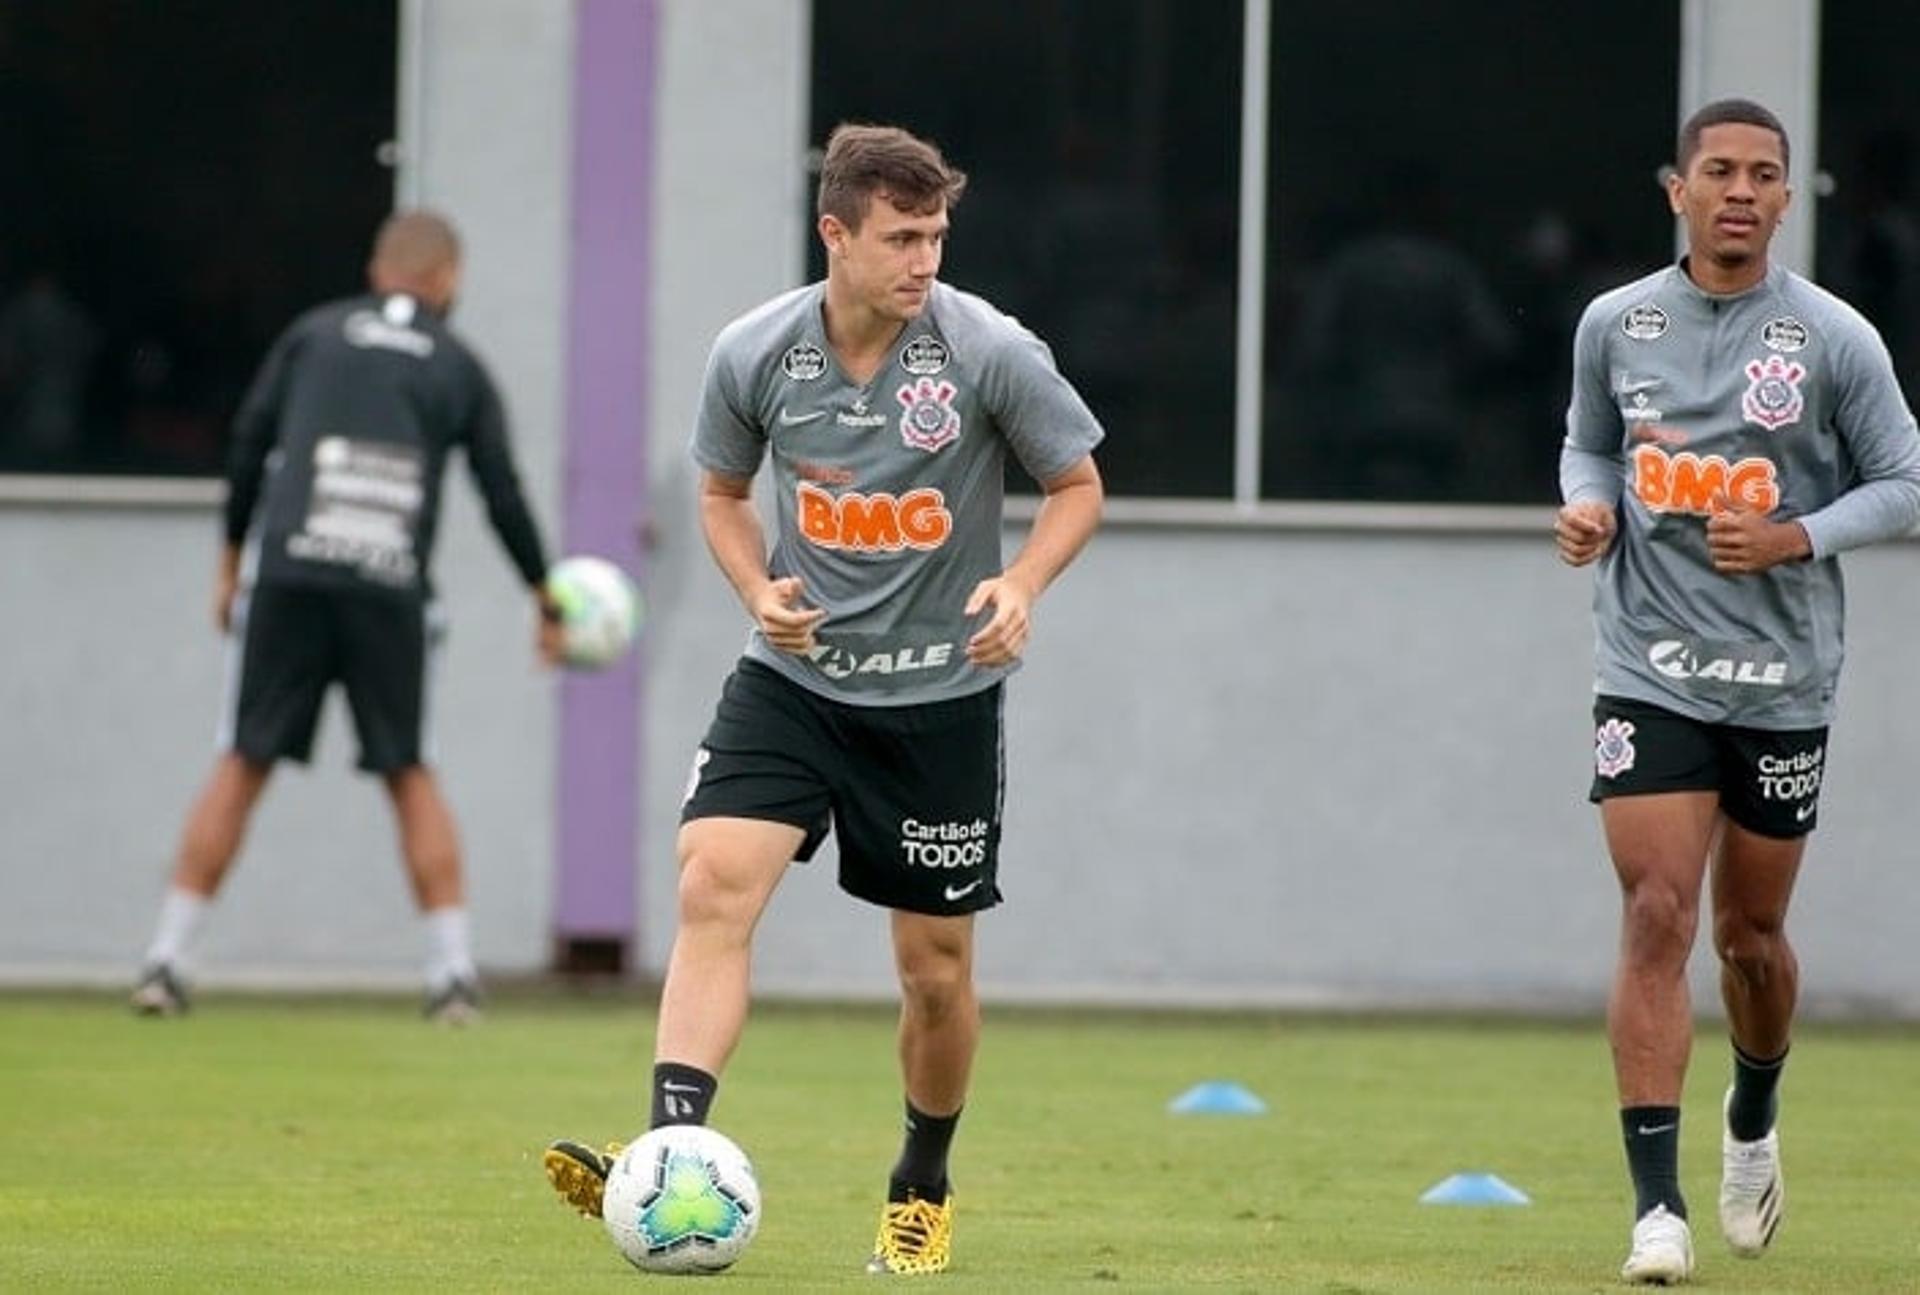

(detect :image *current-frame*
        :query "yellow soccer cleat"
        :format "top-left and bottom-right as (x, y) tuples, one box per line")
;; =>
(543, 1139), (623, 1219)
(865, 1190), (954, 1275)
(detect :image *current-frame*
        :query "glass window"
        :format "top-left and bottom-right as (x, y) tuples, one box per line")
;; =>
(1817, 2), (1920, 402)
(0, 1), (396, 476)
(1261, 0), (1676, 503)
(810, 0), (1243, 497)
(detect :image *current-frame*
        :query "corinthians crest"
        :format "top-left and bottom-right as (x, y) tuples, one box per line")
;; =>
(1742, 353), (1806, 431)
(897, 377), (961, 452)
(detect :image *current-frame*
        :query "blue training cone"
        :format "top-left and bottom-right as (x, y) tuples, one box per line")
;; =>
(1167, 1081), (1268, 1115)
(1419, 1172), (1531, 1206)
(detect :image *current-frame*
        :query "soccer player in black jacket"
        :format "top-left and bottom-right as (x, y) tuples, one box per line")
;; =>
(131, 211), (561, 1023)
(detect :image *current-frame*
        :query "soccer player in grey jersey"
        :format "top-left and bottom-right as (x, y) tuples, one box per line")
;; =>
(1558, 99), (1920, 1284)
(544, 124), (1104, 1275)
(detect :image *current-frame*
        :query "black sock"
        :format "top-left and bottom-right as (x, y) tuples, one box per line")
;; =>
(1621, 1106), (1686, 1221)
(1728, 1041), (1787, 1142)
(650, 1061), (718, 1129)
(888, 1100), (960, 1202)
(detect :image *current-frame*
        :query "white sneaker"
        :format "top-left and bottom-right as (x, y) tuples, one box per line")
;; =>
(1621, 1204), (1694, 1285)
(1720, 1087), (1783, 1257)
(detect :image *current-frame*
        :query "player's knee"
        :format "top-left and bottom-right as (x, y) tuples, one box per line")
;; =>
(1620, 881), (1698, 954)
(896, 949), (973, 1018)
(674, 850), (760, 930)
(1713, 916), (1790, 983)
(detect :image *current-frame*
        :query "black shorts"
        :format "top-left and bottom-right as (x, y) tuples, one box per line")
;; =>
(221, 582), (441, 773)
(680, 658), (1005, 915)
(1589, 695), (1828, 839)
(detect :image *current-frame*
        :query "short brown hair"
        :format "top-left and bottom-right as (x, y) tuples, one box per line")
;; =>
(816, 124), (967, 231)
(1677, 98), (1790, 176)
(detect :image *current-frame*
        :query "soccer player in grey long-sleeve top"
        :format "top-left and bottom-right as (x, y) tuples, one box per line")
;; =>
(1557, 99), (1920, 1285)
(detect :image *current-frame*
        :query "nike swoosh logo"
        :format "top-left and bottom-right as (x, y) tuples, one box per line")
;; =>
(662, 1081), (701, 1094)
(944, 880), (984, 902)
(778, 408), (826, 426)
(1795, 803), (1816, 822)
(1635, 1123), (1678, 1136)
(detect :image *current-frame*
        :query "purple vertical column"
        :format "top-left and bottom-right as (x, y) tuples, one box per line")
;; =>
(553, 0), (657, 973)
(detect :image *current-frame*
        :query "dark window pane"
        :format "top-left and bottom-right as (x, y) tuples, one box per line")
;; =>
(1817, 3), (1920, 400)
(1262, 1), (1676, 502)
(811, 0), (1241, 497)
(0, 1), (395, 476)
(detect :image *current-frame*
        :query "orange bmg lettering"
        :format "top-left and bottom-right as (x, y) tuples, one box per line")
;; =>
(796, 481), (952, 551)
(1631, 446), (1779, 515)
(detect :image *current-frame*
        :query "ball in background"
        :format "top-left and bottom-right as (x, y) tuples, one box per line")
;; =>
(602, 1125), (761, 1274)
(545, 554), (641, 669)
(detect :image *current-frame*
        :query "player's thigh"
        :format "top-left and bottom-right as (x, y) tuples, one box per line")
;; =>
(832, 684), (1004, 917)
(1599, 790), (1720, 895)
(226, 583), (333, 763)
(336, 593), (431, 773)
(1712, 818), (1807, 932)
(1590, 696), (1724, 890)
(674, 816), (809, 922)
(680, 660), (835, 859)
(890, 909), (976, 985)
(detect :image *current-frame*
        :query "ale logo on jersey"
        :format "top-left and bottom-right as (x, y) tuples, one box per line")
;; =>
(810, 642), (955, 681)
(1742, 354), (1806, 431)
(795, 480), (951, 552)
(1631, 445), (1779, 515)
(897, 377), (962, 452)
(1647, 638), (1788, 688)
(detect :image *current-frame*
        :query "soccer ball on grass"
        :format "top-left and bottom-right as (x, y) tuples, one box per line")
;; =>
(602, 1125), (761, 1274)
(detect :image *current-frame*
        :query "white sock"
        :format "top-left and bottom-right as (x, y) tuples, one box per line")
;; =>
(144, 888), (211, 970)
(423, 906), (477, 992)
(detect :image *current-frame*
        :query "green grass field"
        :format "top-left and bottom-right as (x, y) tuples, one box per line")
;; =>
(1, 991), (1915, 1292)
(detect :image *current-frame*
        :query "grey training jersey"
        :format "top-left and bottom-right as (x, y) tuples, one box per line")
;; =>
(692, 281), (1104, 706)
(1562, 262), (1920, 727)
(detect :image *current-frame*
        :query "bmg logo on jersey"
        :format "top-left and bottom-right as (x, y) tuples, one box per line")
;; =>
(796, 481), (951, 551)
(1756, 746), (1823, 802)
(899, 818), (989, 870)
(1631, 445), (1779, 516)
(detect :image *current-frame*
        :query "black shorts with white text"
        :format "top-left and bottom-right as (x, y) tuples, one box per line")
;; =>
(680, 658), (1005, 915)
(1589, 694), (1827, 839)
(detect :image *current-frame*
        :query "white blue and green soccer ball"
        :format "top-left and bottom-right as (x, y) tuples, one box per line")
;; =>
(545, 554), (641, 669)
(602, 1125), (761, 1274)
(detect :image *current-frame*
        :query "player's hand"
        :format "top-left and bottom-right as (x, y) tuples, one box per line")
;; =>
(1555, 500), (1617, 566)
(750, 575), (826, 654)
(1707, 491), (1811, 574)
(534, 589), (565, 667)
(213, 571), (238, 633)
(964, 574), (1034, 667)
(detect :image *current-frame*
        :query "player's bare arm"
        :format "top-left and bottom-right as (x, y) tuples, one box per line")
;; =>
(1554, 499), (1617, 567)
(214, 542), (242, 632)
(698, 468), (826, 653)
(1706, 491), (1812, 574)
(965, 454), (1102, 666)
